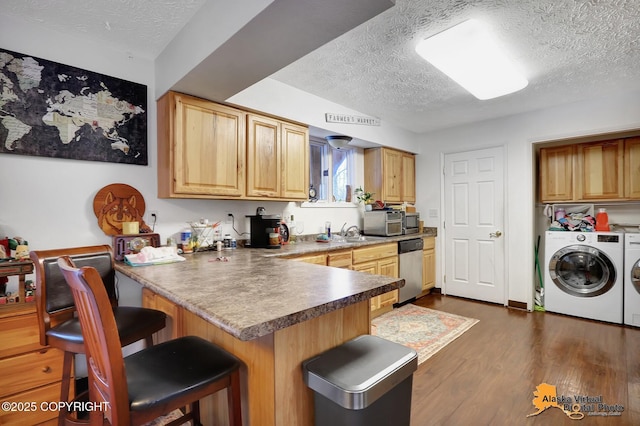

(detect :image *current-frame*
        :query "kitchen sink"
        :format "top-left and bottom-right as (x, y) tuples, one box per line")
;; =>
(345, 236), (367, 242)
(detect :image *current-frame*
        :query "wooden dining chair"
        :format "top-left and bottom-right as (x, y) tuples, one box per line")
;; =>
(57, 255), (243, 426)
(30, 245), (167, 425)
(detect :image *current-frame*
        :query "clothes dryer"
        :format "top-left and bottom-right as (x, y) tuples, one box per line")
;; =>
(544, 231), (623, 323)
(624, 233), (640, 326)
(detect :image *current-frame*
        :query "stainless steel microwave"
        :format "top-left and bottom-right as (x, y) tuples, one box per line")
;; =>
(363, 210), (403, 236)
(403, 212), (420, 234)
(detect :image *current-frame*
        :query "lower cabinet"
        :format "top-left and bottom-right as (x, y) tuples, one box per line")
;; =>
(0, 307), (71, 426)
(352, 243), (399, 318)
(422, 237), (436, 293)
(288, 253), (327, 265)
(327, 249), (352, 269)
(142, 288), (182, 342)
(284, 243), (400, 317)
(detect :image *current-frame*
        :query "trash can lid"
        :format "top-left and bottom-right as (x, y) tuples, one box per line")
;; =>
(303, 335), (418, 410)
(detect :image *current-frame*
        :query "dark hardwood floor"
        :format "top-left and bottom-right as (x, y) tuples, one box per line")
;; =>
(410, 294), (640, 425)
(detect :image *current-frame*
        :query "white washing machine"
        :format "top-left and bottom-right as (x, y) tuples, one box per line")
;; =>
(544, 231), (623, 323)
(624, 233), (640, 327)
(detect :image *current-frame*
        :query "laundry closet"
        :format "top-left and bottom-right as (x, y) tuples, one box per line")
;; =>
(534, 132), (640, 325)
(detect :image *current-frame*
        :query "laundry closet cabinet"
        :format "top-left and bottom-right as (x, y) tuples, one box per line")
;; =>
(539, 145), (574, 202)
(539, 136), (640, 202)
(625, 137), (640, 199)
(576, 140), (624, 200)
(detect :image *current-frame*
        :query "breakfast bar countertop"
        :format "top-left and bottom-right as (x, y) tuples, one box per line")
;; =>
(115, 248), (404, 341)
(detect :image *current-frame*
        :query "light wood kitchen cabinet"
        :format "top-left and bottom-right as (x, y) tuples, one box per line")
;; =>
(289, 252), (327, 265)
(402, 152), (416, 203)
(142, 288), (182, 342)
(576, 140), (624, 200)
(281, 122), (310, 199)
(364, 147), (416, 204)
(327, 249), (352, 269)
(157, 91), (246, 199)
(422, 237), (436, 293)
(625, 137), (640, 199)
(246, 113), (309, 200)
(352, 243), (399, 318)
(539, 145), (574, 202)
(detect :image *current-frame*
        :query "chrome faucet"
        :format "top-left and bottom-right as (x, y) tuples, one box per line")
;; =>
(344, 225), (361, 238)
(340, 222), (348, 236)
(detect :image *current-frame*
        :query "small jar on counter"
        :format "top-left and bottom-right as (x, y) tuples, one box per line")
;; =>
(231, 238), (237, 249)
(223, 234), (232, 249)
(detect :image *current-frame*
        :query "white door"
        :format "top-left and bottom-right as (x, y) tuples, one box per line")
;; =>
(443, 147), (505, 303)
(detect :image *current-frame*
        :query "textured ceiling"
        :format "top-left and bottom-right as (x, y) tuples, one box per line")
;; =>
(273, 0), (640, 133)
(1, 0), (207, 58)
(3, 0), (640, 134)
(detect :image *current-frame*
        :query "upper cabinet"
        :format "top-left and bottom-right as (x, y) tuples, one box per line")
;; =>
(539, 137), (640, 203)
(158, 92), (245, 198)
(364, 147), (416, 204)
(246, 114), (309, 200)
(246, 114), (281, 198)
(401, 152), (416, 204)
(625, 137), (640, 199)
(158, 92), (309, 201)
(576, 140), (624, 200)
(280, 122), (310, 200)
(539, 145), (574, 202)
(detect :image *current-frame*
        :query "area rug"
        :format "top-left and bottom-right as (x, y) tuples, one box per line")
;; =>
(371, 304), (479, 365)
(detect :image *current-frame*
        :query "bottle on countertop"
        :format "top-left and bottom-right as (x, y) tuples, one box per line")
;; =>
(595, 208), (610, 231)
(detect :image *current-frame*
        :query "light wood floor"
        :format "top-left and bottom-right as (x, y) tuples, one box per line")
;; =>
(410, 294), (640, 425)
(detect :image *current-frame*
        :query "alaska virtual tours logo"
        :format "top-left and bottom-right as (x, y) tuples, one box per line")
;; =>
(527, 383), (624, 420)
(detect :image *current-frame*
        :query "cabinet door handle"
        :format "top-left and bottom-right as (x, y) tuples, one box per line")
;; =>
(42, 366), (52, 373)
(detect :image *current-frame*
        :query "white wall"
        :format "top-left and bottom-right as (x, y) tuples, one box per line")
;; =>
(415, 90), (640, 308)
(4, 13), (640, 309)
(0, 15), (368, 295)
(228, 78), (421, 153)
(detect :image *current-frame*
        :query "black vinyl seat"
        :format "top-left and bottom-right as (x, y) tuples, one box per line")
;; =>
(30, 245), (167, 425)
(57, 256), (242, 426)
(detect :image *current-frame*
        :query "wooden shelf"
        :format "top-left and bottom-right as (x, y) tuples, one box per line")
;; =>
(0, 260), (34, 313)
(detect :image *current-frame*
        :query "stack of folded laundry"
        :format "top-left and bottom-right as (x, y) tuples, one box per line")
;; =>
(549, 213), (596, 232)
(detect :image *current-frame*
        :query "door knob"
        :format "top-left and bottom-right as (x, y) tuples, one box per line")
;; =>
(490, 230), (502, 238)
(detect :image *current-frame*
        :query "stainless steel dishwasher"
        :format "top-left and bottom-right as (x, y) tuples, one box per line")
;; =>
(398, 238), (424, 304)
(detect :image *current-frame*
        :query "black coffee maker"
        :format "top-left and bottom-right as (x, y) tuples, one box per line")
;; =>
(247, 207), (281, 249)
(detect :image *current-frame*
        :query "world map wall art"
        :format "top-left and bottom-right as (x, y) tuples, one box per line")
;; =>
(0, 48), (147, 165)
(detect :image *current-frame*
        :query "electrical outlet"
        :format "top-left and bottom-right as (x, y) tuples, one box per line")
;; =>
(148, 210), (158, 224)
(225, 212), (233, 224)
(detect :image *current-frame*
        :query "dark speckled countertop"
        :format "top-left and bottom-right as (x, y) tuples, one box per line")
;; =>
(115, 229), (436, 341)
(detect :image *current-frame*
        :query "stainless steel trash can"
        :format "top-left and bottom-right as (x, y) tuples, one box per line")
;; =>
(303, 335), (418, 426)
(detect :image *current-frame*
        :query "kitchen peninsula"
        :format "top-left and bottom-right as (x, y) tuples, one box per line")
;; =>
(115, 245), (406, 425)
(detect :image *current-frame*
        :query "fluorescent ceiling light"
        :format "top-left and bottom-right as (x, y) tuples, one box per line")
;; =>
(415, 19), (528, 100)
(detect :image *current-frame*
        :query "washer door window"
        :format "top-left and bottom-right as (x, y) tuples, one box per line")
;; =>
(549, 245), (616, 297)
(633, 259), (640, 294)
